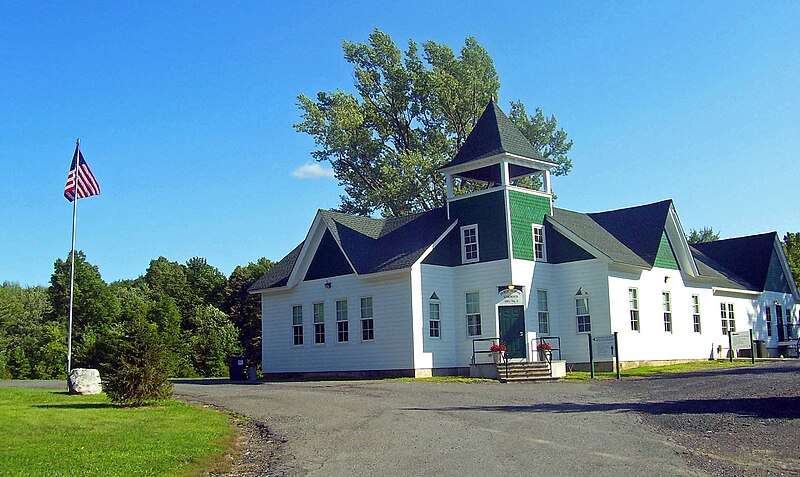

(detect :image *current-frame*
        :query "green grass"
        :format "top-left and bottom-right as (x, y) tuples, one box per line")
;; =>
(387, 376), (493, 383)
(563, 359), (760, 382)
(0, 387), (233, 477)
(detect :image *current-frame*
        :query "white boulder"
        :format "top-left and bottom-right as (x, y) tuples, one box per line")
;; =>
(68, 368), (102, 395)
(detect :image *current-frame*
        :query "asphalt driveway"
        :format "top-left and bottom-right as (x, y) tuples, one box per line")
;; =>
(174, 378), (702, 476)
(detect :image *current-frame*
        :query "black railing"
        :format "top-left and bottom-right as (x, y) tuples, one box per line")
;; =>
(778, 324), (800, 343)
(471, 337), (501, 365)
(533, 336), (562, 361)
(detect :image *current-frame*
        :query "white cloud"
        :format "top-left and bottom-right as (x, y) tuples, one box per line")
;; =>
(291, 163), (336, 179)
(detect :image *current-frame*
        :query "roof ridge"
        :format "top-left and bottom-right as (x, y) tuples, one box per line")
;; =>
(695, 231), (777, 245)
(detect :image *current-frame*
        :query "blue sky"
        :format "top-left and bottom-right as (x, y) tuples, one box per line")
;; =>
(2, 1), (798, 287)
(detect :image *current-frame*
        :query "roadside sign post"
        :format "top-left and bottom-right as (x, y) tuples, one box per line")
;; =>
(614, 332), (621, 379)
(589, 333), (619, 379)
(728, 330), (754, 363)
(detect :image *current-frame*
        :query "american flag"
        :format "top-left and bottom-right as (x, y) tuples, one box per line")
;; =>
(64, 144), (100, 202)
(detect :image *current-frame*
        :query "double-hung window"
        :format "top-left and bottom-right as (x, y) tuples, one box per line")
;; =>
(576, 296), (591, 333)
(361, 297), (374, 341)
(532, 225), (546, 261)
(629, 288), (639, 331)
(692, 295), (701, 333)
(662, 292), (672, 332)
(466, 292), (481, 336)
(786, 308), (793, 339)
(292, 305), (303, 346)
(537, 289), (549, 334)
(720, 303), (735, 335)
(765, 306), (772, 337)
(313, 302), (325, 344)
(336, 299), (348, 342)
(461, 225), (479, 263)
(429, 300), (441, 338)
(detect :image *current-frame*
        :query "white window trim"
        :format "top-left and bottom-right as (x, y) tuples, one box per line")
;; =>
(537, 289), (549, 335)
(360, 296), (375, 342)
(460, 224), (479, 264)
(662, 291), (672, 333)
(336, 299), (348, 343)
(292, 304), (304, 346)
(532, 224), (547, 261)
(429, 300), (441, 339)
(466, 291), (482, 337)
(692, 294), (701, 333)
(576, 294), (591, 334)
(629, 288), (639, 332)
(720, 302), (736, 335)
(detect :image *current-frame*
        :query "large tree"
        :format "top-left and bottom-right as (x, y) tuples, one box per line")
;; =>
(223, 258), (274, 366)
(783, 232), (800, 284)
(47, 251), (120, 368)
(687, 227), (720, 244)
(295, 29), (573, 217)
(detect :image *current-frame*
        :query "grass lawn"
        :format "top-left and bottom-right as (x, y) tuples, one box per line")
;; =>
(388, 376), (493, 383)
(0, 387), (233, 477)
(563, 359), (760, 382)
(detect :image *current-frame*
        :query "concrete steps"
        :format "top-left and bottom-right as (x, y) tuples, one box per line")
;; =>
(496, 361), (556, 382)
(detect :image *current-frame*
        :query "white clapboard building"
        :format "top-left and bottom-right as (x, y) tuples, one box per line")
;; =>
(251, 100), (799, 378)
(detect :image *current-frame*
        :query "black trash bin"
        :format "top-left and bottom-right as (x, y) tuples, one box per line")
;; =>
(227, 355), (246, 380)
(754, 340), (767, 358)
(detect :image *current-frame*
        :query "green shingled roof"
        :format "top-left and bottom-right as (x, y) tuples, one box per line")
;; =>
(439, 100), (549, 170)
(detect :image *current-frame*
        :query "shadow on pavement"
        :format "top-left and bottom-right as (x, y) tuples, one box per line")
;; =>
(404, 395), (800, 419)
(171, 379), (262, 385)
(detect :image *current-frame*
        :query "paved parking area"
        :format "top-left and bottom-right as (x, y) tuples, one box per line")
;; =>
(174, 377), (701, 476)
(8, 361), (797, 476)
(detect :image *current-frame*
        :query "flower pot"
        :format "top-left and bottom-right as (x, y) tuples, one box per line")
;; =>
(492, 351), (504, 364)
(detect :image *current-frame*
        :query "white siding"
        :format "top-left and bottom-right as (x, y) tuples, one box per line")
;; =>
(511, 257), (610, 363)
(608, 267), (757, 361)
(419, 260), (512, 367)
(260, 271), (415, 373)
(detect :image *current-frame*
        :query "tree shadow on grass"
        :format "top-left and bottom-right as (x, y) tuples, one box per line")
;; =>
(34, 402), (117, 410)
(403, 396), (800, 419)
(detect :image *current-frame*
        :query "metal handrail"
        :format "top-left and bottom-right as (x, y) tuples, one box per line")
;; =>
(471, 337), (501, 365)
(532, 336), (562, 361)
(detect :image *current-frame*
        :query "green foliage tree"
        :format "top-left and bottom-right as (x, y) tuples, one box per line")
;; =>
(783, 232), (800, 284)
(47, 251), (120, 369)
(296, 29), (573, 218)
(0, 282), (52, 378)
(223, 258), (274, 366)
(148, 295), (194, 377)
(144, 257), (192, 317)
(185, 257), (227, 309)
(102, 314), (173, 406)
(687, 227), (721, 244)
(190, 305), (241, 377)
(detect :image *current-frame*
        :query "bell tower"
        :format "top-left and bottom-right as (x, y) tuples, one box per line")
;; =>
(438, 99), (555, 202)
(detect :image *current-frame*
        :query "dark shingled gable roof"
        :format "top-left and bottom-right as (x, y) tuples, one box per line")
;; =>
(251, 198), (784, 294)
(586, 200), (674, 266)
(249, 242), (304, 291)
(249, 207), (453, 291)
(439, 100), (549, 170)
(548, 200), (674, 268)
(688, 246), (749, 290)
(691, 232), (778, 291)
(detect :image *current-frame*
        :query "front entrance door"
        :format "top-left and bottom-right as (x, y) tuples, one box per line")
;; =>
(498, 305), (525, 359)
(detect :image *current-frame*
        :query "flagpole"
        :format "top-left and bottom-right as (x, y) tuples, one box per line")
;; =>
(66, 138), (79, 375)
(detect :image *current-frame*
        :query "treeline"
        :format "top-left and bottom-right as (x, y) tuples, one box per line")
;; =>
(0, 252), (273, 379)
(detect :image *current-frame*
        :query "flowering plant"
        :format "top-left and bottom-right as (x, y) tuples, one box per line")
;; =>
(536, 342), (552, 351)
(490, 343), (507, 352)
